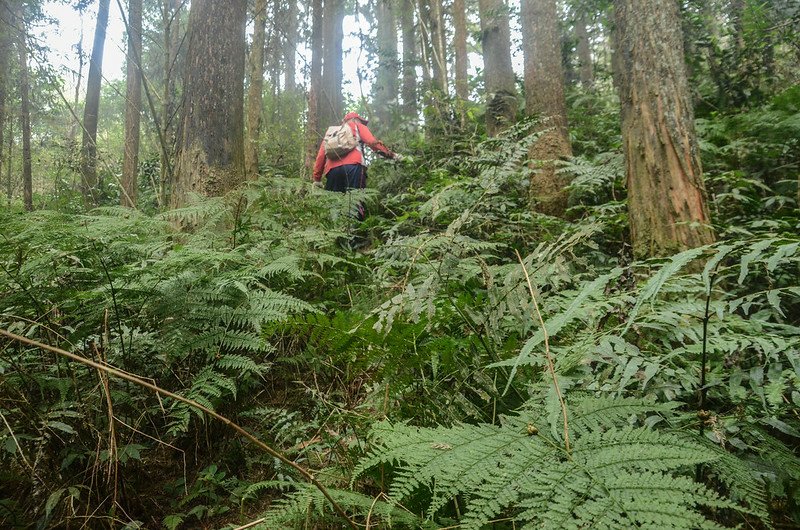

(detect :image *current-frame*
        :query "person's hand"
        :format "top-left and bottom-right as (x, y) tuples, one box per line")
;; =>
(394, 153), (405, 163)
(312, 180), (323, 188)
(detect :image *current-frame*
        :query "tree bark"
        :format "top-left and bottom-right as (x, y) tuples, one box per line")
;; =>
(80, 0), (111, 207)
(375, 0), (399, 130)
(16, 5), (32, 211)
(305, 0), (323, 169)
(613, 0), (715, 257)
(161, 0), (182, 206)
(575, 11), (593, 90)
(284, 0), (298, 93)
(522, 0), (572, 217)
(416, 0), (434, 98)
(121, 0), (142, 208)
(400, 0), (417, 122)
(172, 0), (247, 207)
(0, 0), (10, 199)
(452, 0), (469, 105)
(478, 0), (517, 136)
(428, 0), (448, 93)
(245, 0), (268, 181)
(320, 0), (345, 128)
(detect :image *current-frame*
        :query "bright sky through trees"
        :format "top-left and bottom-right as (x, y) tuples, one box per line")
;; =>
(41, 0), (523, 101)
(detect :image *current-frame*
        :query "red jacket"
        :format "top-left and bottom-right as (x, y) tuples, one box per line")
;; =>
(312, 112), (395, 182)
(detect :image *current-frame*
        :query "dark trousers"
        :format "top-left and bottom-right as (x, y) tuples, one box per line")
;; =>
(325, 164), (367, 192)
(325, 164), (367, 220)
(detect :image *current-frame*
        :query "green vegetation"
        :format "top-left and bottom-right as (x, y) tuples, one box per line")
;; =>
(1, 0), (799, 528)
(2, 89), (799, 527)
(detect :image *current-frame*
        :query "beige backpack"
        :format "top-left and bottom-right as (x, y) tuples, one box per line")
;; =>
(323, 121), (361, 159)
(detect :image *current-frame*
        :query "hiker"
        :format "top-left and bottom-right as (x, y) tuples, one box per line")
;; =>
(312, 112), (404, 194)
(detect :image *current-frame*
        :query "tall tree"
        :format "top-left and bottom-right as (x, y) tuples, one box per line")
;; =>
(172, 0), (247, 207)
(14, 4), (32, 211)
(613, 0), (715, 257)
(452, 0), (469, 114)
(574, 10), (594, 90)
(306, 0), (323, 169)
(478, 0), (517, 136)
(121, 0), (142, 208)
(374, 0), (399, 130)
(428, 0), (448, 93)
(245, 0), (268, 181)
(521, 0), (572, 216)
(80, 0), (110, 207)
(320, 0), (345, 129)
(284, 0), (298, 93)
(400, 0), (417, 122)
(161, 0), (182, 205)
(0, 0), (10, 201)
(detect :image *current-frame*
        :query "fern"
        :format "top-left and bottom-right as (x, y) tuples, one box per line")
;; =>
(355, 395), (764, 529)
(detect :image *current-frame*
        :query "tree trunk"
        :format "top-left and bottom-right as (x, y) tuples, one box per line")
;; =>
(522, 0), (572, 217)
(245, 0), (268, 181)
(284, 0), (298, 93)
(575, 11), (593, 90)
(6, 118), (11, 203)
(452, 0), (469, 109)
(121, 0), (142, 208)
(613, 0), (715, 257)
(80, 0), (110, 208)
(69, 16), (85, 145)
(375, 0), (399, 131)
(172, 0), (247, 207)
(0, 0), (10, 198)
(305, 0), (323, 169)
(416, 0), (434, 99)
(161, 0), (182, 206)
(267, 1), (282, 104)
(400, 0), (417, 122)
(428, 0), (448, 93)
(15, 5), (32, 211)
(478, 0), (517, 136)
(320, 0), (345, 128)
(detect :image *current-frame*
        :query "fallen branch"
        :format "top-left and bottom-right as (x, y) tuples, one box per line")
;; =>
(0, 328), (358, 530)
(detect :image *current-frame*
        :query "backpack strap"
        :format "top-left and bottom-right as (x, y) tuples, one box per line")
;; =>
(349, 119), (363, 155)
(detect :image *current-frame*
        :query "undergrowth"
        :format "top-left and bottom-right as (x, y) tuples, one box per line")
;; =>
(1, 95), (799, 529)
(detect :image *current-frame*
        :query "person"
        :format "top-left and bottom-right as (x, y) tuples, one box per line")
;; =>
(312, 112), (403, 195)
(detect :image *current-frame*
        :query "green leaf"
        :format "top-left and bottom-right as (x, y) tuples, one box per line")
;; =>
(45, 488), (65, 518)
(47, 421), (76, 435)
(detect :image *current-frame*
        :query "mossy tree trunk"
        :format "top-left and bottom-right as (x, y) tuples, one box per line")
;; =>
(245, 0), (268, 181)
(522, 0), (572, 217)
(80, 0), (110, 208)
(478, 0), (517, 136)
(613, 0), (715, 257)
(121, 0), (142, 208)
(172, 0), (246, 207)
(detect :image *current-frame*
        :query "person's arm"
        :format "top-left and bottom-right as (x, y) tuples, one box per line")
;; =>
(357, 124), (396, 158)
(312, 142), (326, 182)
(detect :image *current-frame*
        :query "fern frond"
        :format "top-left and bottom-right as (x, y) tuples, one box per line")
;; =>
(356, 397), (758, 529)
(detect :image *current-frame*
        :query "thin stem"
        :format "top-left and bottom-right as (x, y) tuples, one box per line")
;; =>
(515, 249), (570, 454)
